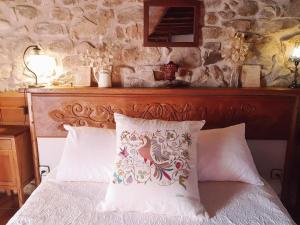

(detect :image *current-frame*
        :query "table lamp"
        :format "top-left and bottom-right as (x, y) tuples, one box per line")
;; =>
(23, 45), (56, 87)
(289, 42), (300, 88)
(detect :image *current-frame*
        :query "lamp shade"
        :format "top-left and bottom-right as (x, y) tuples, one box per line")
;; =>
(25, 54), (56, 79)
(291, 43), (300, 61)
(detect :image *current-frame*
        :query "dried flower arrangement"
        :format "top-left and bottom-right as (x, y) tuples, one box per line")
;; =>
(82, 42), (114, 72)
(222, 29), (250, 87)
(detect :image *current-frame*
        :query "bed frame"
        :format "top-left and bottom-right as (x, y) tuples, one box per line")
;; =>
(25, 87), (299, 214)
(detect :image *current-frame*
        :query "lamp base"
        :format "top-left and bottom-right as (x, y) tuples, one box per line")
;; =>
(28, 84), (45, 88)
(289, 84), (299, 88)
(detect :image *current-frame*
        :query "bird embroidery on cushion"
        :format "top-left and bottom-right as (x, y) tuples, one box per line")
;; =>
(137, 135), (173, 181)
(138, 136), (154, 165)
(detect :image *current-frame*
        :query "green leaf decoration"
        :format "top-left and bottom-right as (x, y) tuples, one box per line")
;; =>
(179, 175), (188, 189)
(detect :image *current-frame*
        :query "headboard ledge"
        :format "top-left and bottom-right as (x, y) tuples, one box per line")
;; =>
(26, 87), (299, 96)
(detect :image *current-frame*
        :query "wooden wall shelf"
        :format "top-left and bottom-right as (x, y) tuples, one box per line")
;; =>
(23, 86), (300, 95)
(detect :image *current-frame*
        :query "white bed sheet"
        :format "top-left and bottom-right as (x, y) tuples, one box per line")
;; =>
(8, 177), (295, 225)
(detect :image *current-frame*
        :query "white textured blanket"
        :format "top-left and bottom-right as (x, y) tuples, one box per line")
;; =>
(8, 178), (295, 225)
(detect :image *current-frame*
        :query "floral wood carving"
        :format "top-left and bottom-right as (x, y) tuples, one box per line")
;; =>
(49, 102), (193, 130)
(130, 103), (192, 121)
(49, 103), (124, 129)
(49, 102), (256, 130)
(196, 103), (256, 123)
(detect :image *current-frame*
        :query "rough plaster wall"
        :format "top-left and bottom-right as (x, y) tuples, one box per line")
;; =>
(0, 0), (300, 91)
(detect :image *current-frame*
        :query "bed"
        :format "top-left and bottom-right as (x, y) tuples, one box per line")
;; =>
(9, 87), (299, 224)
(7, 172), (296, 225)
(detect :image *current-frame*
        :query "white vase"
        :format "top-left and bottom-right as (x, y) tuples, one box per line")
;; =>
(94, 68), (112, 88)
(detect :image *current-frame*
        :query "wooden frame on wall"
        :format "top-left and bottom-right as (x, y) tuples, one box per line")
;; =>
(144, 0), (201, 47)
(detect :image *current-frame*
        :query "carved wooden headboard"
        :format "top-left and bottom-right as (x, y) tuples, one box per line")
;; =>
(26, 87), (299, 213)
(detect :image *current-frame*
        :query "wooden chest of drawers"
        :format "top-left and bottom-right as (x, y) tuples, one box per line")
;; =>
(0, 126), (34, 207)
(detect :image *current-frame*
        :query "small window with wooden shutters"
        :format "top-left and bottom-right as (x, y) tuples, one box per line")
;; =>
(144, 0), (202, 47)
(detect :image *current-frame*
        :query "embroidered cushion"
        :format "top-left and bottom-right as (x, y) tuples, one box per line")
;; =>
(98, 113), (208, 220)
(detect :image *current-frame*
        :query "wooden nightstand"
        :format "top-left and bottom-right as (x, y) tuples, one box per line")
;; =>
(0, 125), (34, 207)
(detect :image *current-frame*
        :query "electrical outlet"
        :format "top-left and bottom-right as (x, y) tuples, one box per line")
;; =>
(39, 165), (50, 177)
(270, 169), (283, 180)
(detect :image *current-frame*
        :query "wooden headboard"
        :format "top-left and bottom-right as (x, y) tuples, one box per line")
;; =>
(26, 87), (299, 213)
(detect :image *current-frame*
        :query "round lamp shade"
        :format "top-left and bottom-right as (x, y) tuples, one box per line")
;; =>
(25, 54), (56, 83)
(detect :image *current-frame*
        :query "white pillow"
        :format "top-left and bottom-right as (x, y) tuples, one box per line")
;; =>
(197, 123), (263, 185)
(56, 125), (116, 182)
(98, 113), (209, 220)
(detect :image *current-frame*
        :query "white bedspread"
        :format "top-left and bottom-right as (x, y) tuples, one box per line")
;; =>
(8, 178), (295, 225)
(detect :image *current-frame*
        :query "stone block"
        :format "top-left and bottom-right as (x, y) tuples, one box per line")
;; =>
(103, 0), (123, 7)
(48, 39), (73, 53)
(260, 6), (278, 18)
(0, 19), (10, 31)
(116, 26), (125, 39)
(125, 24), (143, 40)
(98, 8), (114, 26)
(203, 51), (223, 65)
(61, 0), (75, 5)
(71, 7), (84, 16)
(117, 6), (143, 24)
(255, 18), (300, 34)
(122, 47), (161, 65)
(0, 64), (12, 79)
(62, 55), (86, 68)
(33, 0), (42, 5)
(202, 26), (223, 39)
(203, 42), (221, 51)
(205, 12), (219, 25)
(237, 0), (259, 16)
(229, 0), (239, 7)
(15, 5), (38, 19)
(35, 22), (64, 35)
(218, 10), (236, 20)
(0, 52), (9, 62)
(75, 41), (98, 56)
(170, 48), (202, 68)
(83, 4), (97, 11)
(223, 19), (252, 31)
(204, 0), (222, 9)
(71, 19), (98, 39)
(287, 0), (300, 17)
(51, 7), (72, 21)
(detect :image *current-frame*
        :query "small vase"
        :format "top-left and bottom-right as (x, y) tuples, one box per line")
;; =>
(93, 66), (112, 88)
(229, 66), (240, 88)
(98, 69), (112, 88)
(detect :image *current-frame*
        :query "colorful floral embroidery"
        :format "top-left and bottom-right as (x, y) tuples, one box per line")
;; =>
(113, 130), (192, 189)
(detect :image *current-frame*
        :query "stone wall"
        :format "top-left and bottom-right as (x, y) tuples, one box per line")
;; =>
(0, 0), (299, 90)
